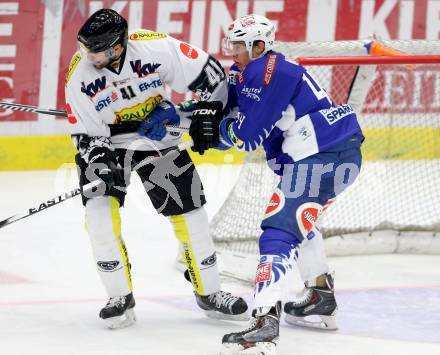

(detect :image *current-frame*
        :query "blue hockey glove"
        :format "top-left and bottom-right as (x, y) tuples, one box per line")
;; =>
(138, 100), (180, 141)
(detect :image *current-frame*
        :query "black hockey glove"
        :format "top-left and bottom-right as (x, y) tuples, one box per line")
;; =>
(189, 101), (223, 155)
(84, 146), (124, 199)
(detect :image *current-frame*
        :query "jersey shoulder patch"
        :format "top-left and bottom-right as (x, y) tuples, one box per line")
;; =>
(65, 51), (82, 85)
(129, 30), (167, 41)
(262, 53), (278, 85)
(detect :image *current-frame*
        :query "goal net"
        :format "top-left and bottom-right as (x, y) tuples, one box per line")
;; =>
(210, 40), (440, 281)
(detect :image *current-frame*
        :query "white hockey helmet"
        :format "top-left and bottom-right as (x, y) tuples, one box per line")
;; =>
(222, 14), (276, 59)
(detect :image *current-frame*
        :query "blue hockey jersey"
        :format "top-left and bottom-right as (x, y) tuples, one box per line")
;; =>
(220, 51), (363, 173)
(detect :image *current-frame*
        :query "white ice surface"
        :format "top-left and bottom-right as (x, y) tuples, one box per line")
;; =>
(0, 165), (439, 355)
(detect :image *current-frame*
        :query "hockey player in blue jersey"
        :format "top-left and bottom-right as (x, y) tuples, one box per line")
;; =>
(188, 14), (363, 355)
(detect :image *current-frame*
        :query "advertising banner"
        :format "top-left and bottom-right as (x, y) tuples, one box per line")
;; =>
(0, 0), (438, 134)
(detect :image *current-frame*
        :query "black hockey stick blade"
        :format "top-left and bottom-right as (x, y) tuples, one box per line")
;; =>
(0, 188), (81, 230)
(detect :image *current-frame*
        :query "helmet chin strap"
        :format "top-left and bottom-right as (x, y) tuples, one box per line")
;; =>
(249, 52), (265, 61)
(248, 46), (267, 61)
(107, 45), (125, 69)
(246, 39), (269, 61)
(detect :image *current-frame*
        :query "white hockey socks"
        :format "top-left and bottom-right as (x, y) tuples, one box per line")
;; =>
(170, 207), (221, 296)
(85, 196), (133, 297)
(296, 227), (330, 283)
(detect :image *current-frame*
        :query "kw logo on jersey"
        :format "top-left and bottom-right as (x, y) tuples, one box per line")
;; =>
(81, 76), (106, 97)
(114, 95), (162, 123)
(130, 60), (161, 78)
(129, 31), (167, 41)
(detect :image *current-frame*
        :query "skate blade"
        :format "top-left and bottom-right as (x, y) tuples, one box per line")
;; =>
(103, 308), (136, 330)
(284, 313), (338, 330)
(204, 310), (250, 321)
(220, 342), (277, 355)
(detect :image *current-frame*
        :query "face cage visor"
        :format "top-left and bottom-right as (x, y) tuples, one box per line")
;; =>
(222, 38), (249, 56)
(222, 37), (268, 61)
(78, 42), (116, 68)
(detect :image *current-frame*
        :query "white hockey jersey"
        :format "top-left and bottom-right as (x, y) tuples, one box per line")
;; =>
(65, 30), (227, 151)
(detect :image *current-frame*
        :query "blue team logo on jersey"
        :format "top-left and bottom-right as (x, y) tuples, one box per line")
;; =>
(241, 86), (262, 101)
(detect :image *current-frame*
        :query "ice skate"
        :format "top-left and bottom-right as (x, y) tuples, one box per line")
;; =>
(183, 269), (249, 320)
(99, 293), (136, 329)
(195, 290), (249, 321)
(284, 273), (337, 330)
(220, 302), (281, 355)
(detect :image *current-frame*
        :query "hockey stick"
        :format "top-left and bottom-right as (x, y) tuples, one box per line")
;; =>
(0, 101), (191, 133)
(0, 101), (67, 118)
(0, 140), (193, 230)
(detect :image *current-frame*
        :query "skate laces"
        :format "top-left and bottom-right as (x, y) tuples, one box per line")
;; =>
(292, 287), (314, 306)
(107, 295), (126, 308)
(239, 313), (274, 335)
(208, 291), (237, 309)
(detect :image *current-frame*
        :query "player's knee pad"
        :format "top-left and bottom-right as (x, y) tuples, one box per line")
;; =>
(75, 153), (127, 207)
(170, 207), (220, 295)
(261, 188), (316, 244)
(259, 228), (300, 257)
(295, 202), (324, 239)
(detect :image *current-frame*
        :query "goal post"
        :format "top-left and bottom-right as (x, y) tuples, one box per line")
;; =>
(210, 40), (440, 282)
(296, 55), (440, 65)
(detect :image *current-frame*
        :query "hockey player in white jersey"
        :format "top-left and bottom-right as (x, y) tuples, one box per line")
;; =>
(65, 8), (248, 329)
